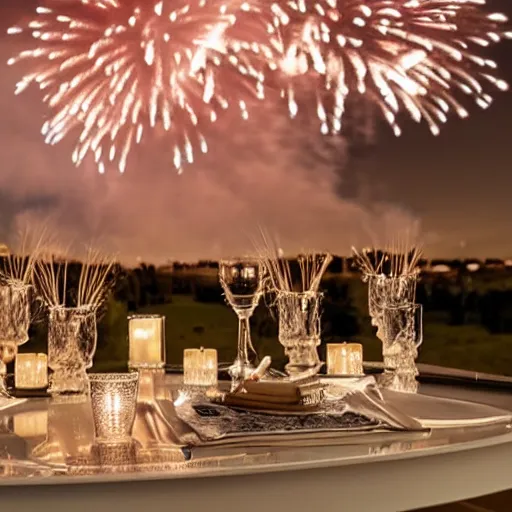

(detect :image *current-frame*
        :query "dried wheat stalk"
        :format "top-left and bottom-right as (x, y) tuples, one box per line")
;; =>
(352, 235), (423, 278)
(254, 228), (332, 293)
(34, 246), (116, 310)
(0, 225), (48, 286)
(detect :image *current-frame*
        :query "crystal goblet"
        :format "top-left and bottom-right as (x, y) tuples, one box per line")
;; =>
(219, 259), (263, 390)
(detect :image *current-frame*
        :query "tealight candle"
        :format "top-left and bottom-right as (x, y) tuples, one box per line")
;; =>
(183, 347), (218, 387)
(15, 353), (48, 389)
(327, 343), (363, 376)
(128, 315), (165, 369)
(13, 411), (48, 438)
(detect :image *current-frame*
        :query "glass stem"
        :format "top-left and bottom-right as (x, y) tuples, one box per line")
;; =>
(0, 361), (9, 398)
(237, 315), (251, 368)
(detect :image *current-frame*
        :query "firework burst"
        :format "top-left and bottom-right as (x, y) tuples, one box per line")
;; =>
(7, 0), (279, 173)
(273, 0), (512, 136)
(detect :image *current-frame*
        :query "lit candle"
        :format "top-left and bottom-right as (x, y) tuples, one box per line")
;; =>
(183, 347), (218, 387)
(105, 392), (122, 434)
(128, 315), (166, 369)
(89, 373), (139, 443)
(327, 343), (364, 375)
(15, 353), (48, 389)
(13, 411), (48, 438)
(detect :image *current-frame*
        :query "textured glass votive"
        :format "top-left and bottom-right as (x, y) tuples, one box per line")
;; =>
(183, 348), (218, 387)
(327, 343), (364, 375)
(128, 315), (165, 369)
(15, 353), (48, 389)
(89, 373), (139, 443)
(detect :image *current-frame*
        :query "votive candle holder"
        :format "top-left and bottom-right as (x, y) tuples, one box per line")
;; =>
(128, 315), (166, 369)
(13, 411), (48, 438)
(15, 353), (48, 390)
(183, 347), (218, 387)
(327, 343), (364, 376)
(89, 373), (139, 443)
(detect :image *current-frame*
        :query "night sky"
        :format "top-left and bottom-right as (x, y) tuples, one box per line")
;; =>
(356, 0), (512, 258)
(1, 0), (511, 263)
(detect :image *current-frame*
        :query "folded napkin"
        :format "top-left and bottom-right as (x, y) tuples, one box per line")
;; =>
(243, 379), (323, 399)
(222, 395), (319, 413)
(223, 378), (325, 411)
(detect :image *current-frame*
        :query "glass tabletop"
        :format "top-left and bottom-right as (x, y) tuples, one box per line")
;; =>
(0, 373), (511, 485)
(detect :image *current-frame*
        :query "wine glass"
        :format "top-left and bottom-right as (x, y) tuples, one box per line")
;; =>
(219, 259), (263, 390)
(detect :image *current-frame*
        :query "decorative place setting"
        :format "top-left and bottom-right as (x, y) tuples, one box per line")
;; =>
(0, 239), (509, 496)
(0, 235), (503, 479)
(159, 244), (432, 452)
(0, 242), (426, 475)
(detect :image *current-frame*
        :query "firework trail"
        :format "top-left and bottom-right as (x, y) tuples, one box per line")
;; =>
(273, 0), (512, 136)
(7, 0), (279, 173)
(7, 0), (511, 175)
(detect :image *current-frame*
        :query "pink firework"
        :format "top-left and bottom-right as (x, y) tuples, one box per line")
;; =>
(272, 0), (512, 136)
(7, 0), (279, 173)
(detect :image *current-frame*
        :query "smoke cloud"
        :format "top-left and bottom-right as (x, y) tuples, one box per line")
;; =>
(0, 14), (420, 265)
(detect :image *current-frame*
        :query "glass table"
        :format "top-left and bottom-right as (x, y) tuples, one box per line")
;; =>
(0, 368), (511, 511)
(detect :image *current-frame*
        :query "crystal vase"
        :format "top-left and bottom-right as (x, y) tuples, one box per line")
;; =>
(277, 291), (322, 376)
(378, 303), (423, 393)
(366, 273), (417, 327)
(48, 306), (97, 395)
(0, 284), (31, 397)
